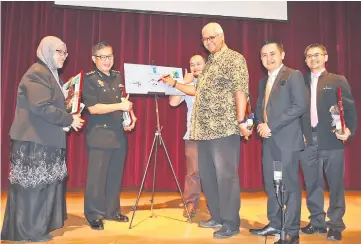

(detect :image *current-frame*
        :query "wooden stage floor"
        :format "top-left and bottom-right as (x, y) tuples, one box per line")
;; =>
(1, 191), (360, 244)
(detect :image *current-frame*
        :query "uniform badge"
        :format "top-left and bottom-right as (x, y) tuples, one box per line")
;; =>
(98, 80), (104, 87)
(85, 70), (95, 76)
(118, 84), (124, 88)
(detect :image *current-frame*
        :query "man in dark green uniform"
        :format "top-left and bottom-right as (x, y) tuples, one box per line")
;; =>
(82, 42), (137, 230)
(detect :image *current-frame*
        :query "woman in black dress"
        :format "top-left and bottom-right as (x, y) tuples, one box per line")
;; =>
(1, 36), (84, 242)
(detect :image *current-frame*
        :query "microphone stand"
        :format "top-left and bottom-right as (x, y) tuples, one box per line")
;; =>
(128, 94), (192, 229)
(275, 181), (288, 244)
(128, 60), (192, 229)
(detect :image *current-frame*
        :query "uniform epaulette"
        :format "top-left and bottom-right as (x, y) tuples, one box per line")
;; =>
(85, 70), (96, 76)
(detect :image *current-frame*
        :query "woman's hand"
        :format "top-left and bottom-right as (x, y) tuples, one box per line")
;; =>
(71, 114), (84, 131)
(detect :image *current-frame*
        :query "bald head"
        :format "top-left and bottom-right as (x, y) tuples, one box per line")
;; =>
(202, 22), (224, 36)
(190, 55), (206, 63)
(201, 22), (225, 54)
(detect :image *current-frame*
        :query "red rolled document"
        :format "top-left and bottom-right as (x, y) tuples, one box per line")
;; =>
(337, 87), (346, 134)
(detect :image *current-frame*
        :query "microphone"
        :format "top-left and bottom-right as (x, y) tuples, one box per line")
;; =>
(273, 161), (282, 195)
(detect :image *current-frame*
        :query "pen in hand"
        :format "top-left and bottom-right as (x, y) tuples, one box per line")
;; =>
(158, 74), (170, 81)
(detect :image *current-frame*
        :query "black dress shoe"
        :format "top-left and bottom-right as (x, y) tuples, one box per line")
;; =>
(106, 213), (129, 222)
(300, 223), (327, 234)
(198, 219), (222, 228)
(327, 228), (342, 241)
(88, 219), (104, 230)
(213, 225), (240, 239)
(249, 223), (280, 236)
(274, 235), (299, 244)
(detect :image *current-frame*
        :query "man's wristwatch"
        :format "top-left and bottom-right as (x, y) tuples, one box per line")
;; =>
(172, 80), (177, 88)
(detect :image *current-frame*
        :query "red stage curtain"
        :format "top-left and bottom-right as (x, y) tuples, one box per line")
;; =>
(1, 2), (361, 190)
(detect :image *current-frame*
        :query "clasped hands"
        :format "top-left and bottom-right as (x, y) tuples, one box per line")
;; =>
(71, 114), (84, 132)
(257, 123), (272, 138)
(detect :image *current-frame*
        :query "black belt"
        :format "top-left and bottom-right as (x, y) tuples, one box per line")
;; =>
(311, 127), (317, 132)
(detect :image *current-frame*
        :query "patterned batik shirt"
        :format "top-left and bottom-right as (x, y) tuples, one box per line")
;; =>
(190, 45), (249, 140)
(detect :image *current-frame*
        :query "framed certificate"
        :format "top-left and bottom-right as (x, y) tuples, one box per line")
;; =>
(64, 71), (84, 114)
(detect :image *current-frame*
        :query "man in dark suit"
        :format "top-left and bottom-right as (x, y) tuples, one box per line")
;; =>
(249, 41), (308, 244)
(300, 43), (357, 241)
(82, 42), (137, 230)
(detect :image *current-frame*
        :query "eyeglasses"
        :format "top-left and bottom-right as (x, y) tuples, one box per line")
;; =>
(56, 50), (68, 57)
(93, 55), (114, 61)
(201, 33), (221, 43)
(306, 53), (326, 59)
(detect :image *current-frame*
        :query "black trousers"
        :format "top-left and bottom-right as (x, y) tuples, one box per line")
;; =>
(84, 136), (128, 221)
(262, 139), (301, 237)
(300, 132), (346, 231)
(198, 135), (240, 229)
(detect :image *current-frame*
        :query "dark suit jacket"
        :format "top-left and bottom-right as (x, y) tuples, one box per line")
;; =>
(9, 60), (73, 148)
(255, 65), (308, 152)
(302, 71), (357, 150)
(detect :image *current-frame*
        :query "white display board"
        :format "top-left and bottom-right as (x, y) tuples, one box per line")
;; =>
(124, 63), (184, 95)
